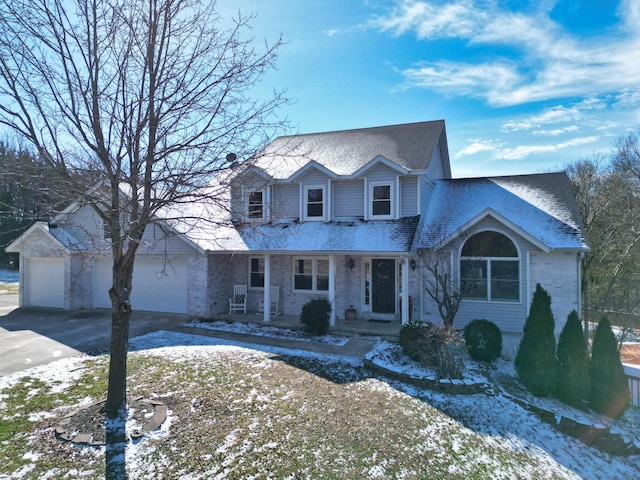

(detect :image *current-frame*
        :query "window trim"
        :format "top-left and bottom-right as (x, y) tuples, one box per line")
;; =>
(292, 256), (329, 293)
(248, 256), (265, 290)
(460, 230), (521, 303)
(369, 181), (394, 219)
(245, 188), (266, 222)
(303, 185), (326, 221)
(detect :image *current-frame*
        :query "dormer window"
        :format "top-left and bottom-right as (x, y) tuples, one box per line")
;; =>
(370, 182), (393, 219)
(248, 190), (264, 220)
(244, 188), (266, 222)
(304, 186), (325, 220)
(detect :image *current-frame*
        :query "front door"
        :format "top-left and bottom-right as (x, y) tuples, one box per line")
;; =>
(372, 259), (395, 314)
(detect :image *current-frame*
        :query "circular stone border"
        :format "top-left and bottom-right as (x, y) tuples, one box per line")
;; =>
(55, 397), (167, 445)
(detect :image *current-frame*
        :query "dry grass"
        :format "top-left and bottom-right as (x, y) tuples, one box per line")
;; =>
(1, 343), (638, 479)
(0, 283), (19, 295)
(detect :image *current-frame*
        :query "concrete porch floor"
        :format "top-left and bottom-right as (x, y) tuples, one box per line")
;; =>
(217, 312), (401, 341)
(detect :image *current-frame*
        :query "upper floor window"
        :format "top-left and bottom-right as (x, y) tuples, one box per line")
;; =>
(247, 190), (264, 221)
(304, 186), (325, 220)
(293, 257), (329, 292)
(460, 231), (519, 302)
(103, 219), (112, 240)
(370, 182), (392, 219)
(249, 257), (264, 288)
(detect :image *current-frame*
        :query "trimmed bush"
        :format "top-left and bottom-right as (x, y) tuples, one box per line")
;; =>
(300, 298), (331, 336)
(589, 317), (630, 417)
(463, 319), (502, 362)
(556, 310), (590, 409)
(399, 321), (464, 379)
(515, 284), (558, 397)
(399, 321), (427, 361)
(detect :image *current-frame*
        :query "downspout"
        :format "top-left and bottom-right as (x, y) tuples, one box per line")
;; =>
(577, 251), (584, 320)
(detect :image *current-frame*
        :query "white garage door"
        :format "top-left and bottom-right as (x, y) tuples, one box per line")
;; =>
(95, 258), (189, 313)
(26, 257), (65, 308)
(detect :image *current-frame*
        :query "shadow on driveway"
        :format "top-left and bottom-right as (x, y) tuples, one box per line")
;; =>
(0, 306), (189, 377)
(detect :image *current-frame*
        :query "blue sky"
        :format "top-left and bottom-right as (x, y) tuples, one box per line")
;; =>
(220, 0), (640, 178)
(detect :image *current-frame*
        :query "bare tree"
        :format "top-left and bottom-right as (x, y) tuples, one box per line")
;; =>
(567, 135), (640, 340)
(0, 0), (287, 448)
(418, 228), (470, 327)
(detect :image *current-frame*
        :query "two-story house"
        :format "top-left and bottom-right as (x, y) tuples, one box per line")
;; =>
(7, 120), (589, 333)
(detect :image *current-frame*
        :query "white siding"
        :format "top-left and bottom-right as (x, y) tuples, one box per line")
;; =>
(400, 176), (418, 217)
(136, 223), (197, 256)
(272, 183), (299, 219)
(364, 164), (399, 219)
(333, 180), (365, 218)
(62, 205), (106, 247)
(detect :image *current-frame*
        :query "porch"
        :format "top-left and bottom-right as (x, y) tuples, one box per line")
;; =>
(218, 312), (401, 341)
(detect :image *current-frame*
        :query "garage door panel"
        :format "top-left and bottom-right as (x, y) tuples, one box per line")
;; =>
(27, 258), (65, 308)
(95, 258), (188, 313)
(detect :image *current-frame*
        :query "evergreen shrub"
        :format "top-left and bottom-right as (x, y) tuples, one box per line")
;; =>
(556, 310), (590, 409)
(514, 284), (558, 397)
(300, 298), (331, 336)
(589, 317), (630, 417)
(463, 319), (502, 362)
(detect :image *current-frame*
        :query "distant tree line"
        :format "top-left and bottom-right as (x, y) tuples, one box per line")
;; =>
(567, 132), (640, 332)
(0, 141), (84, 268)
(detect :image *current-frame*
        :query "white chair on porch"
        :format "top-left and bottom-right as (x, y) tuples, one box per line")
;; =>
(258, 285), (281, 317)
(228, 284), (247, 314)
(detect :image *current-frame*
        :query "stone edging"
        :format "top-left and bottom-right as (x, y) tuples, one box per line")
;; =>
(55, 397), (167, 445)
(363, 359), (488, 395)
(500, 392), (640, 457)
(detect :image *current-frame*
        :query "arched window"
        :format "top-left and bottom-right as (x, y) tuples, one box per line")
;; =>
(460, 231), (519, 302)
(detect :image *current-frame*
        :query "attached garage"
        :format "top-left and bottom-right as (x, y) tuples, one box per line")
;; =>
(94, 257), (189, 313)
(25, 257), (65, 308)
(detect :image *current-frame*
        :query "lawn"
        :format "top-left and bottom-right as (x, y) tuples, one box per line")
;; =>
(0, 330), (639, 479)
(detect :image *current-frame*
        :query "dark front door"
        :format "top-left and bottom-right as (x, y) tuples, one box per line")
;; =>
(372, 259), (395, 314)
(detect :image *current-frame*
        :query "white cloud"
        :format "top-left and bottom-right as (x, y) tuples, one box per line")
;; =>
(372, 0), (640, 106)
(497, 136), (599, 160)
(502, 105), (583, 132)
(454, 139), (499, 158)
(532, 126), (579, 136)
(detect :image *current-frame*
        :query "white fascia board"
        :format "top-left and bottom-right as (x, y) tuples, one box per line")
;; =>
(5, 222), (70, 253)
(286, 161), (338, 181)
(439, 208), (552, 253)
(351, 155), (410, 177)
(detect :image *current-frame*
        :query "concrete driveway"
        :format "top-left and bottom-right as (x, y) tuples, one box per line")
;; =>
(0, 297), (189, 377)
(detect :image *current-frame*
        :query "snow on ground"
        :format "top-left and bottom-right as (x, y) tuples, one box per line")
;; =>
(2, 326), (640, 479)
(184, 318), (349, 346)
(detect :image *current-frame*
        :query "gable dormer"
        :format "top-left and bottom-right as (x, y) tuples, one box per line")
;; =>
(229, 166), (272, 223)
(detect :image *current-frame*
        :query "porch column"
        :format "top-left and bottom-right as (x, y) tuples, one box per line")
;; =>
(263, 253), (271, 323)
(329, 254), (336, 326)
(401, 256), (410, 325)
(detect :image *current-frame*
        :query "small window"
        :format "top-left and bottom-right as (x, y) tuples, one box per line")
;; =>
(370, 183), (392, 218)
(103, 220), (112, 240)
(293, 257), (329, 292)
(249, 257), (264, 288)
(305, 187), (324, 219)
(247, 190), (264, 220)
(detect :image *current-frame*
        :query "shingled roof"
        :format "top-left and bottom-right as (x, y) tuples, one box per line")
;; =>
(252, 120), (448, 179)
(420, 172), (588, 251)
